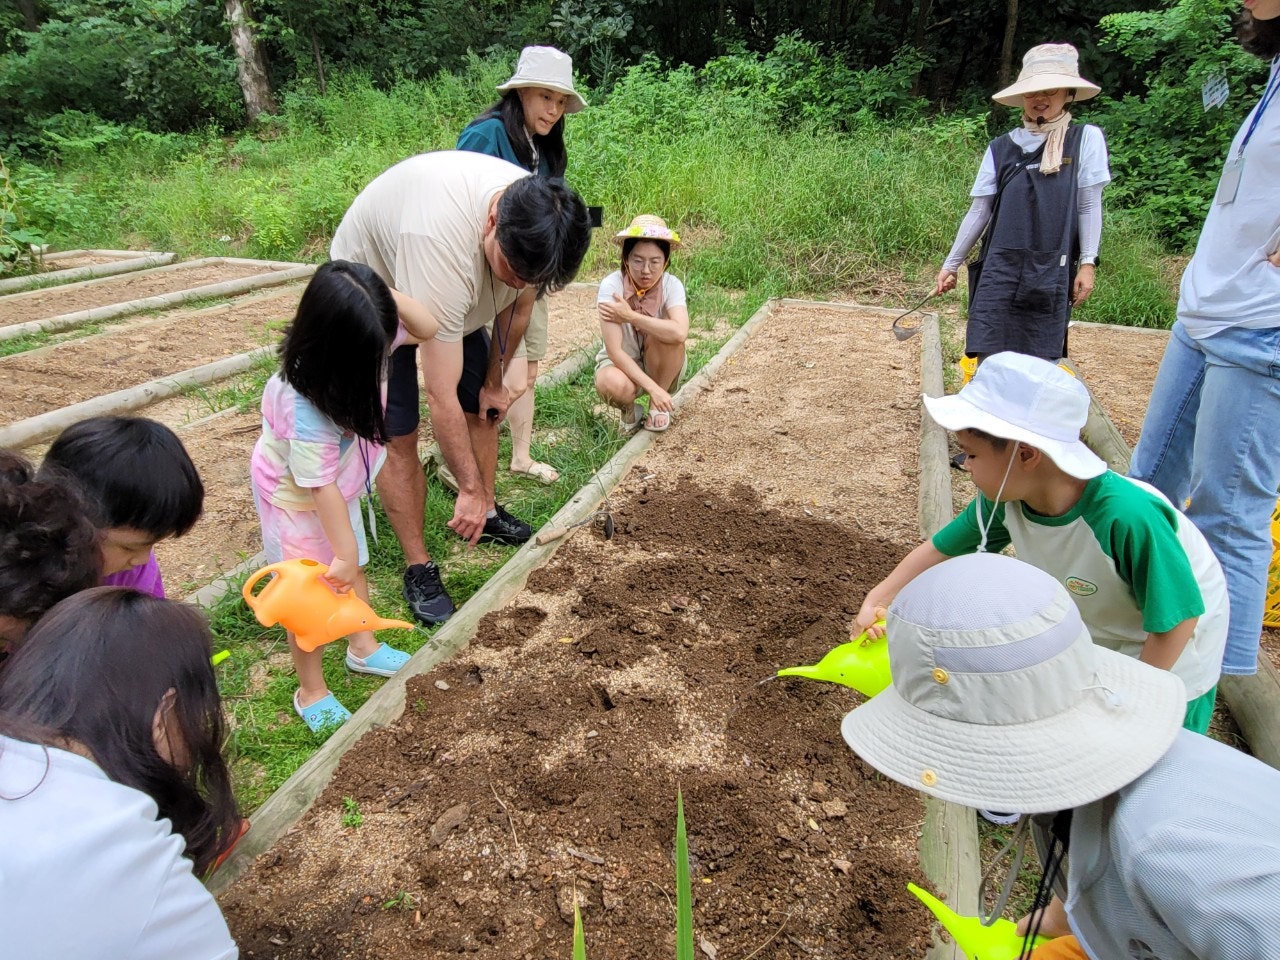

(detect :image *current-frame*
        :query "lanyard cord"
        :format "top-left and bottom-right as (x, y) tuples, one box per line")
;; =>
(1238, 56), (1280, 158)
(975, 441), (1020, 554)
(487, 262), (517, 377)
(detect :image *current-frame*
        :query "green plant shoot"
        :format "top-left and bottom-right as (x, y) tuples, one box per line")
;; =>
(573, 899), (587, 960)
(675, 789), (693, 960)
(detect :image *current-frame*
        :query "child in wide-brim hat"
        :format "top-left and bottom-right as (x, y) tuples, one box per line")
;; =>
(842, 552), (1280, 957)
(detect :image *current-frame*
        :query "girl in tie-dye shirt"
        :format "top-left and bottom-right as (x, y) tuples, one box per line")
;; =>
(250, 261), (438, 731)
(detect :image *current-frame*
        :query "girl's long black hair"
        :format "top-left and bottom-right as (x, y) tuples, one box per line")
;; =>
(0, 588), (241, 876)
(468, 90), (568, 177)
(1241, 10), (1280, 59)
(278, 260), (398, 444)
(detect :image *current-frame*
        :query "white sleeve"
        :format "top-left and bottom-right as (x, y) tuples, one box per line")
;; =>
(1077, 125), (1112, 189)
(942, 195), (995, 272)
(970, 144), (1000, 196)
(1077, 183), (1104, 262)
(597, 271), (623, 303)
(662, 274), (687, 309)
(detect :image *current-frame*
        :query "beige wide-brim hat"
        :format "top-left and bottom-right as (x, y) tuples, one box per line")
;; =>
(612, 214), (681, 248)
(497, 45), (587, 114)
(992, 43), (1101, 107)
(841, 553), (1185, 815)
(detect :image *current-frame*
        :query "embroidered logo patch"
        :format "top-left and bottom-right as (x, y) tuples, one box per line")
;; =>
(1065, 576), (1098, 597)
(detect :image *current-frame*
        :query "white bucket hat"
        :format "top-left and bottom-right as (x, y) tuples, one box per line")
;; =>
(841, 553), (1185, 814)
(922, 351), (1107, 480)
(497, 46), (587, 114)
(992, 43), (1101, 107)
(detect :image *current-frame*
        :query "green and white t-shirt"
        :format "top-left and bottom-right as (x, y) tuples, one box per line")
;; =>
(932, 471), (1227, 698)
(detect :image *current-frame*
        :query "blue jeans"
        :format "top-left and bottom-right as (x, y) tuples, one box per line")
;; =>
(1130, 320), (1280, 675)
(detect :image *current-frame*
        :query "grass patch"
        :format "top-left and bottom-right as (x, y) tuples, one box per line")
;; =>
(206, 283), (752, 813)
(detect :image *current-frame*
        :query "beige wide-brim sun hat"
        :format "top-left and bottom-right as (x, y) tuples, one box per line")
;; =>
(841, 553), (1185, 815)
(993, 43), (1101, 107)
(612, 214), (681, 248)
(497, 45), (587, 113)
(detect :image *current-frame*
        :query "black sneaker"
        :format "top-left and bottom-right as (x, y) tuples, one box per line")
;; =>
(479, 504), (532, 546)
(402, 562), (455, 625)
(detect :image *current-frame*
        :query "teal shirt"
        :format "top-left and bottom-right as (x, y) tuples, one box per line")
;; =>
(931, 470), (1228, 698)
(456, 117), (549, 176)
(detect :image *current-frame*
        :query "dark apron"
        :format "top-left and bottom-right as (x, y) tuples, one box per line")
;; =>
(967, 124), (1083, 361)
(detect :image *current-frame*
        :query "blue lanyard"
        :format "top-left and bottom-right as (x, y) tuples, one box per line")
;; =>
(1238, 56), (1280, 158)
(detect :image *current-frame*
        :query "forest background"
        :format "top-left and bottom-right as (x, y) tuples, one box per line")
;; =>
(0, 0), (1267, 325)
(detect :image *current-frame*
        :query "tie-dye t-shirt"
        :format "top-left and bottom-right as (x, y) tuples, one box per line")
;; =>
(102, 551), (165, 598)
(250, 322), (406, 510)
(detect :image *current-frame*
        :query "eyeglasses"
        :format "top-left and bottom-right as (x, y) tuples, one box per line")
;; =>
(627, 256), (666, 272)
(1023, 89), (1063, 98)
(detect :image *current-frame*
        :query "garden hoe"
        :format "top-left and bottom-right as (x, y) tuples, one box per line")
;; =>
(890, 289), (936, 341)
(774, 623), (891, 698)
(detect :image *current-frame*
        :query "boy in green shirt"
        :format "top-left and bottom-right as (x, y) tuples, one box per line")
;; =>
(855, 352), (1227, 734)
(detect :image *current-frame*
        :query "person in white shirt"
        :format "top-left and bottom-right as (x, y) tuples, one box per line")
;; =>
(0, 587), (243, 959)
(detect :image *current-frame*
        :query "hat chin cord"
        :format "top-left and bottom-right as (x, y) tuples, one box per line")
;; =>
(975, 441), (1020, 553)
(978, 814), (1032, 926)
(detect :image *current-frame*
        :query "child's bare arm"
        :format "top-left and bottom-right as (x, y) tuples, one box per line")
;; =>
(1140, 616), (1197, 672)
(311, 482), (361, 592)
(1017, 895), (1071, 942)
(389, 288), (439, 345)
(854, 541), (949, 638)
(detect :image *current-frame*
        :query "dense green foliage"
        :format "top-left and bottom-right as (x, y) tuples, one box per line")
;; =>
(5, 43), (1181, 325)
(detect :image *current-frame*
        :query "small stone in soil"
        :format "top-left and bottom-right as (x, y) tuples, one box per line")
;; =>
(434, 680), (450, 690)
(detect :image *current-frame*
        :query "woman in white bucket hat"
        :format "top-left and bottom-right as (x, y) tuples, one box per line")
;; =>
(842, 552), (1280, 960)
(457, 46), (588, 486)
(935, 43), (1110, 364)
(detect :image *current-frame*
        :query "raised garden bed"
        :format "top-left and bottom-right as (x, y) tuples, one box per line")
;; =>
(0, 249), (176, 294)
(0, 257), (313, 340)
(216, 302), (942, 959)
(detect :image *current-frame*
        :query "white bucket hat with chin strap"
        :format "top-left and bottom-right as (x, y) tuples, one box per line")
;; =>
(840, 552), (1185, 815)
(993, 42), (1102, 107)
(497, 46), (588, 113)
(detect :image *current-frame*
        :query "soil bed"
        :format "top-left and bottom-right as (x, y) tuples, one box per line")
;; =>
(0, 260), (293, 327)
(220, 303), (932, 959)
(0, 287), (303, 424)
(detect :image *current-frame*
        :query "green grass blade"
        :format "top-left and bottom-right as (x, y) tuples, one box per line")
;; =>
(675, 789), (693, 960)
(573, 900), (587, 960)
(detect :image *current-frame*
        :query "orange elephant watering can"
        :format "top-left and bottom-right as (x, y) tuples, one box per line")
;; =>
(242, 558), (415, 652)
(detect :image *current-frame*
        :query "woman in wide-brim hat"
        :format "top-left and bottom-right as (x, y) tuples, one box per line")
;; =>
(841, 552), (1280, 959)
(456, 45), (588, 485)
(935, 43), (1110, 365)
(594, 215), (690, 434)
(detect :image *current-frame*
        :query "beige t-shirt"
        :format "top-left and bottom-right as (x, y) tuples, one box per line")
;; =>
(330, 151), (527, 342)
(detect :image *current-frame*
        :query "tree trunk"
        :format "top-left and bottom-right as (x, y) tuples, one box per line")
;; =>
(997, 0), (1019, 90)
(16, 0), (40, 31)
(224, 0), (278, 121)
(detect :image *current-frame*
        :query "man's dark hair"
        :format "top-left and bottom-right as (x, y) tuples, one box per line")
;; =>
(0, 451), (100, 629)
(496, 176), (591, 296)
(39, 417), (203, 540)
(1240, 11), (1280, 59)
(0, 588), (242, 875)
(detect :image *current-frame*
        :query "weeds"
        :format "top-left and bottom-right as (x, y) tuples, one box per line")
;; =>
(340, 797), (363, 829)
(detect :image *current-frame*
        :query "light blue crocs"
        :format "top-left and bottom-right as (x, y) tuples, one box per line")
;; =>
(345, 642), (410, 677)
(293, 689), (351, 732)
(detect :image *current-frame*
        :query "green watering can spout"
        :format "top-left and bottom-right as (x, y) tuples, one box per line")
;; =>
(907, 882), (1049, 960)
(775, 623), (892, 698)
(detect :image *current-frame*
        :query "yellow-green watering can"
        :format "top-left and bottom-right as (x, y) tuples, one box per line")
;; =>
(908, 882), (1049, 960)
(775, 623), (891, 698)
